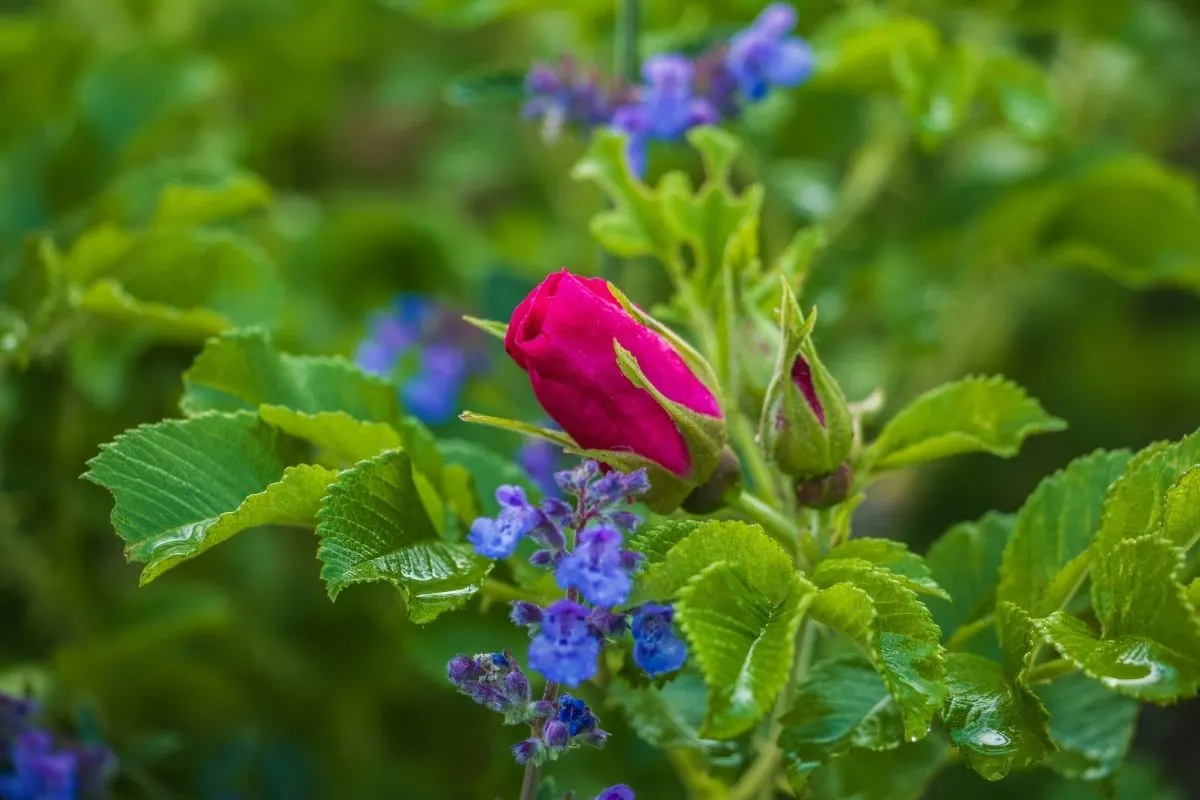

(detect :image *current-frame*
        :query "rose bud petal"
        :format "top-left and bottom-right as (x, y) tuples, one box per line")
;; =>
(502, 269), (727, 512)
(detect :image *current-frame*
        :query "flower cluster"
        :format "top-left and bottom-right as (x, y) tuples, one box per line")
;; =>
(522, 3), (813, 174)
(0, 692), (116, 800)
(355, 293), (485, 426)
(449, 461), (688, 776)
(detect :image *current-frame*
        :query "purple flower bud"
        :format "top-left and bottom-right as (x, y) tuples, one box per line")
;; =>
(540, 497), (574, 524)
(0, 692), (37, 744)
(588, 608), (627, 637)
(464, 683), (511, 713)
(512, 737), (544, 766)
(631, 604), (688, 677)
(510, 601), (544, 627)
(596, 785), (634, 800)
(528, 600), (601, 686)
(580, 728), (610, 749)
(608, 510), (643, 531)
(447, 654), (477, 684)
(530, 699), (555, 719)
(529, 549), (556, 567)
(617, 550), (644, 571)
(555, 461), (600, 496)
(504, 669), (531, 704)
(542, 719), (570, 750)
(555, 695), (598, 737)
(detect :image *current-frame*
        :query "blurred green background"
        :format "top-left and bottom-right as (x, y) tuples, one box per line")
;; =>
(2, 0), (1199, 797)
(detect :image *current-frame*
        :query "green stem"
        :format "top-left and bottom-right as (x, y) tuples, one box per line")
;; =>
(1027, 658), (1076, 685)
(731, 414), (780, 505)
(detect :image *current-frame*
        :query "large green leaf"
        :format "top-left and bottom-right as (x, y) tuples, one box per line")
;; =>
(1038, 535), (1200, 703)
(924, 513), (1014, 640)
(84, 412), (320, 584)
(1093, 429), (1200, 557)
(677, 562), (812, 739)
(181, 328), (401, 422)
(806, 736), (947, 800)
(436, 438), (542, 514)
(627, 519), (704, 566)
(1036, 672), (1138, 780)
(151, 173), (271, 227)
(997, 449), (1131, 614)
(810, 563), (946, 739)
(940, 603), (1051, 780)
(631, 520), (796, 605)
(778, 656), (905, 791)
(258, 406), (402, 464)
(866, 376), (1065, 470)
(824, 538), (948, 599)
(76, 280), (232, 341)
(315, 450), (490, 623)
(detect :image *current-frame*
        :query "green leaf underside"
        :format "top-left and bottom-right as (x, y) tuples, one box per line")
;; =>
(77, 280), (232, 340)
(998, 449), (1132, 614)
(436, 439), (542, 514)
(1093, 429), (1200, 558)
(84, 412), (316, 584)
(806, 736), (948, 800)
(824, 538), (949, 599)
(259, 406), (402, 464)
(941, 652), (1052, 780)
(181, 328), (401, 422)
(315, 449), (490, 623)
(810, 563), (947, 740)
(1037, 536), (1200, 703)
(609, 671), (712, 750)
(867, 376), (1065, 470)
(1035, 672), (1138, 780)
(628, 519), (704, 565)
(631, 520), (795, 605)
(925, 513), (1014, 640)
(779, 656), (905, 790)
(677, 562), (811, 739)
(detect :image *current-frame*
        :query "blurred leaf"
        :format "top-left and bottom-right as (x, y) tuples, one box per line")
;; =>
(315, 449), (490, 622)
(181, 328), (401, 421)
(924, 513), (1014, 640)
(444, 69), (526, 108)
(152, 174), (272, 227)
(778, 656), (905, 791)
(867, 376), (1065, 470)
(983, 53), (1060, 141)
(1036, 672), (1138, 780)
(677, 562), (812, 739)
(85, 412), (316, 584)
(810, 562), (946, 740)
(76, 280), (232, 340)
(807, 736), (947, 800)
(1038, 535), (1200, 703)
(823, 538), (949, 599)
(997, 449), (1131, 614)
(609, 670), (711, 750)
(811, 12), (940, 92)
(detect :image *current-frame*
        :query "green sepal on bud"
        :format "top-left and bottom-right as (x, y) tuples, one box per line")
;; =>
(759, 280), (853, 481)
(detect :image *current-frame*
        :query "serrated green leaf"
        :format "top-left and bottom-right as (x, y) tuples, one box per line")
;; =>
(84, 412), (316, 584)
(1038, 535), (1200, 703)
(1036, 672), (1138, 780)
(998, 449), (1132, 614)
(824, 538), (948, 599)
(571, 129), (673, 261)
(779, 656), (905, 790)
(76, 280), (232, 340)
(810, 563), (947, 739)
(152, 173), (271, 227)
(925, 513), (1013, 640)
(1162, 466), (1200, 550)
(631, 520), (795, 605)
(258, 406), (401, 464)
(609, 670), (712, 750)
(1094, 429), (1200, 558)
(867, 376), (1065, 470)
(315, 449), (490, 622)
(181, 328), (401, 421)
(940, 652), (1052, 780)
(627, 519), (704, 566)
(1188, 579), (1200, 610)
(677, 562), (812, 739)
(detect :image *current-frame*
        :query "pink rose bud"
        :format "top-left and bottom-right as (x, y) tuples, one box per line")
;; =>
(504, 270), (728, 512)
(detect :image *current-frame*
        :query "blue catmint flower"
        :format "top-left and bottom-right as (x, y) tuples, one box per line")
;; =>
(726, 3), (814, 102)
(523, 57), (622, 141)
(555, 526), (635, 607)
(0, 693), (36, 745)
(446, 651), (531, 715)
(510, 601), (544, 628)
(400, 344), (468, 425)
(631, 604), (688, 677)
(527, 600), (601, 686)
(554, 695), (598, 737)
(469, 486), (544, 558)
(596, 786), (635, 800)
(611, 55), (719, 176)
(0, 730), (77, 800)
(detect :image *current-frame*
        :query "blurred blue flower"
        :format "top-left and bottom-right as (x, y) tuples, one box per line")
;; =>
(726, 3), (815, 102)
(517, 436), (562, 498)
(630, 603), (688, 677)
(523, 57), (624, 141)
(0, 730), (77, 800)
(596, 786), (635, 800)
(527, 599), (601, 686)
(355, 294), (484, 426)
(611, 54), (719, 176)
